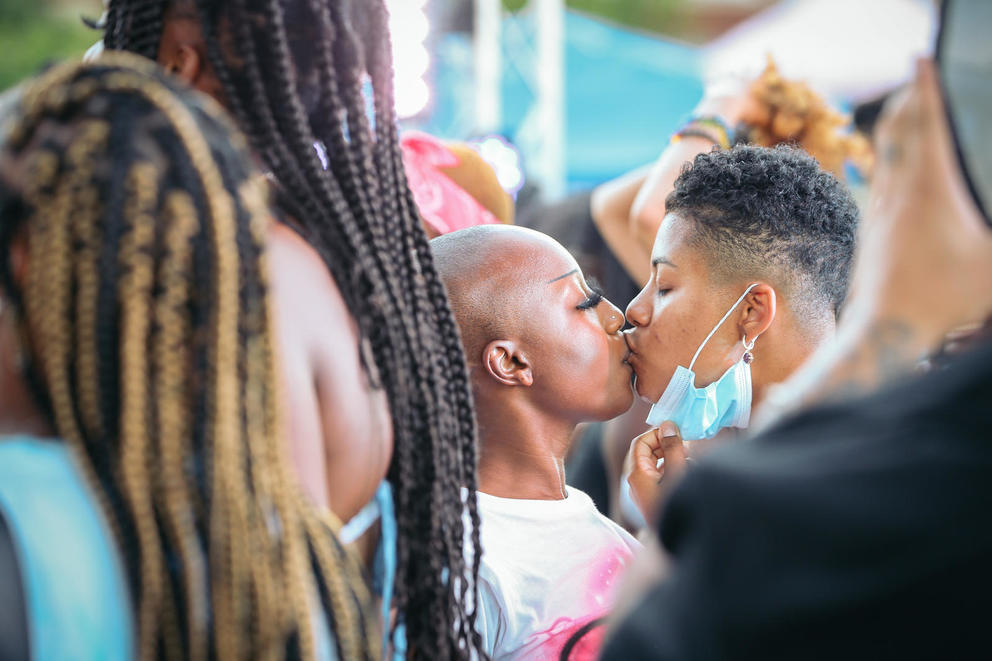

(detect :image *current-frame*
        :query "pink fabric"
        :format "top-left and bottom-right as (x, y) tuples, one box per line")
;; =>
(524, 551), (630, 660)
(401, 131), (501, 235)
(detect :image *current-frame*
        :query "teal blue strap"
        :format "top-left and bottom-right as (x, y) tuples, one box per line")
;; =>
(0, 437), (134, 660)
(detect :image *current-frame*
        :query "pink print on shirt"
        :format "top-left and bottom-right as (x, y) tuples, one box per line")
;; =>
(524, 550), (633, 660)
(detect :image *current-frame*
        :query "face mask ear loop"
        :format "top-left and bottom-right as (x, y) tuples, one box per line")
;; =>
(688, 283), (760, 372)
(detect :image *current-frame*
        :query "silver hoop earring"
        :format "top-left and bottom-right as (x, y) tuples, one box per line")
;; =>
(742, 334), (756, 365)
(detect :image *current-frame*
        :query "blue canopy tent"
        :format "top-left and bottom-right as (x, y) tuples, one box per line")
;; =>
(415, 9), (704, 192)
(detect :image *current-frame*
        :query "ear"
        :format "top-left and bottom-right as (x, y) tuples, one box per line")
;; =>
(161, 41), (204, 87)
(737, 283), (776, 346)
(157, 15), (213, 91)
(482, 340), (533, 387)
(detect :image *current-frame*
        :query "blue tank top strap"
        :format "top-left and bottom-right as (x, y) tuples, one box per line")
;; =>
(371, 481), (407, 660)
(0, 436), (134, 660)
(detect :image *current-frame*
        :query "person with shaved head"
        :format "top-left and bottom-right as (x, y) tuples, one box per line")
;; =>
(431, 225), (641, 661)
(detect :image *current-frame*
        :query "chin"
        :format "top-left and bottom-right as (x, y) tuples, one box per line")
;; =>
(604, 381), (636, 419)
(632, 375), (659, 405)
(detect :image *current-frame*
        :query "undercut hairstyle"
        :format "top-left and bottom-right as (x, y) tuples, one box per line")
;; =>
(666, 144), (859, 320)
(0, 56), (378, 660)
(103, 2), (485, 659)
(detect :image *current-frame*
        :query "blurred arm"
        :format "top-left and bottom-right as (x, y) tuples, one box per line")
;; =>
(590, 165), (652, 284)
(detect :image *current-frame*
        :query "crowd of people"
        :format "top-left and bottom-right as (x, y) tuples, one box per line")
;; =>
(0, 1), (989, 660)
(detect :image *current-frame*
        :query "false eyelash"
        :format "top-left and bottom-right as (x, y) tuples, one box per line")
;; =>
(576, 278), (605, 310)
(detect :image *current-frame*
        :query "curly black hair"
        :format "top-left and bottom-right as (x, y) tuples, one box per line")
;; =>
(665, 144), (859, 320)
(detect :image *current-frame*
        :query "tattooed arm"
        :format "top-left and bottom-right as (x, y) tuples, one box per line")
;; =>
(755, 60), (992, 428)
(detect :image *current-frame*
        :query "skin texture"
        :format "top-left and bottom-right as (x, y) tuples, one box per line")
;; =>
(623, 211), (822, 404)
(157, 11), (394, 521)
(267, 223), (392, 520)
(622, 212), (832, 520)
(433, 226), (633, 500)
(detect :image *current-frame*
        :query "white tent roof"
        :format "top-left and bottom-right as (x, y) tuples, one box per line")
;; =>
(703, 0), (938, 102)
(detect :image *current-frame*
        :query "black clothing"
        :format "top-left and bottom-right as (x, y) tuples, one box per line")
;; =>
(601, 339), (992, 661)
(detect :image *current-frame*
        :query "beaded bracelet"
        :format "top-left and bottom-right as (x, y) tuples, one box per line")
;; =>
(670, 115), (732, 149)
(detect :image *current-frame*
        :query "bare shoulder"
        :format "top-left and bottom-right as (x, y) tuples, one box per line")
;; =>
(266, 220), (392, 521)
(267, 222), (354, 340)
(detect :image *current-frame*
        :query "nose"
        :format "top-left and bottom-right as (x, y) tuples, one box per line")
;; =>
(599, 297), (625, 335)
(625, 282), (652, 328)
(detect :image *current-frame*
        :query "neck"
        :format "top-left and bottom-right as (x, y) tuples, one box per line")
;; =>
(751, 315), (834, 409)
(0, 318), (54, 439)
(475, 394), (574, 500)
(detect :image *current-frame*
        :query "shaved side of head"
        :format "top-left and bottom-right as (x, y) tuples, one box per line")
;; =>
(431, 225), (567, 365)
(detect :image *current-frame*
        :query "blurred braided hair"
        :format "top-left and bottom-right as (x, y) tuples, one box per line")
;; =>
(0, 54), (378, 660)
(103, 1), (485, 659)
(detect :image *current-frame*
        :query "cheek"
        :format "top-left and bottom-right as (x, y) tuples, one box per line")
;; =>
(567, 328), (613, 380)
(553, 324), (615, 400)
(635, 304), (698, 396)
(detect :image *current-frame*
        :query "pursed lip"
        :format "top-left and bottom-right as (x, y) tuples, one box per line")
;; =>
(620, 332), (636, 371)
(622, 330), (637, 356)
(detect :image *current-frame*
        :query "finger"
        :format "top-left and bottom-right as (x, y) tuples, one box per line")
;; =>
(630, 428), (663, 477)
(657, 421), (688, 478)
(626, 468), (662, 524)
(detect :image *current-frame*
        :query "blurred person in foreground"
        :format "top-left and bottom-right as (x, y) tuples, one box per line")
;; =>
(0, 55), (377, 660)
(599, 59), (992, 661)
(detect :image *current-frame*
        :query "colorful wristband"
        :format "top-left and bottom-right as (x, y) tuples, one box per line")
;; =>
(671, 115), (732, 149)
(671, 128), (724, 148)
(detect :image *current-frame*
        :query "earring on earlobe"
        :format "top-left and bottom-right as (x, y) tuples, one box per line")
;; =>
(742, 334), (756, 364)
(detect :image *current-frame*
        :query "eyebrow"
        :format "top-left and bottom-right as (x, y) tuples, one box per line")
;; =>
(547, 268), (578, 284)
(652, 257), (677, 268)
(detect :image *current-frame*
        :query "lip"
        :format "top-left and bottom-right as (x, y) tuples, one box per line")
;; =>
(622, 330), (637, 355)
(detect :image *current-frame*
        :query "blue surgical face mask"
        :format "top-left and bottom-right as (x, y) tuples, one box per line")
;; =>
(645, 284), (759, 440)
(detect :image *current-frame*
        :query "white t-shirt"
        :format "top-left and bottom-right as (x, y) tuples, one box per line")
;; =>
(474, 486), (641, 661)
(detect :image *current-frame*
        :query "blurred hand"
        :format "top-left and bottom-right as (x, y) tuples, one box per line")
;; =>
(850, 59), (992, 346)
(625, 421), (687, 525)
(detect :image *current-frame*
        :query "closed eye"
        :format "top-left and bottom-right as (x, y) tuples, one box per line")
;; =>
(576, 278), (605, 310)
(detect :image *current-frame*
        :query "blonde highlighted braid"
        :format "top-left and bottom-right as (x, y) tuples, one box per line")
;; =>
(0, 53), (378, 660)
